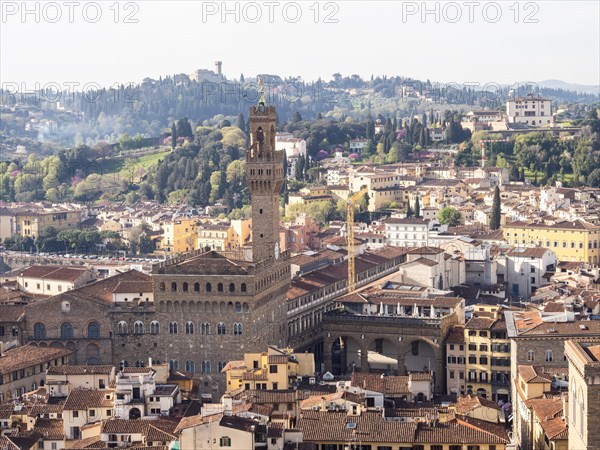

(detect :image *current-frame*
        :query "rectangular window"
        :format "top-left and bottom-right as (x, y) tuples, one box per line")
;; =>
(269, 365), (278, 374)
(89, 410), (95, 417)
(72, 411), (79, 418)
(220, 437), (231, 447)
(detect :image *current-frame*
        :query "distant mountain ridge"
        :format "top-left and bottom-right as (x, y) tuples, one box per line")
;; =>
(535, 79), (600, 95)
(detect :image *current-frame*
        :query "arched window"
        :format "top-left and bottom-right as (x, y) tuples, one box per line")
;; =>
(218, 361), (227, 372)
(201, 323), (210, 335)
(545, 350), (553, 362)
(527, 350), (535, 362)
(185, 360), (195, 373)
(150, 321), (160, 334)
(233, 323), (243, 336)
(182, 282), (188, 292)
(87, 322), (100, 339)
(118, 321), (128, 335)
(194, 282), (200, 292)
(171, 282), (177, 292)
(135, 360), (145, 368)
(217, 322), (226, 335)
(169, 360), (179, 371)
(218, 283), (224, 292)
(169, 322), (178, 334)
(235, 302), (242, 313)
(159, 282), (165, 291)
(229, 283), (235, 293)
(206, 283), (212, 292)
(185, 322), (194, 334)
(34, 323), (46, 340)
(201, 360), (211, 374)
(134, 321), (144, 335)
(241, 283), (247, 292)
(61, 322), (74, 339)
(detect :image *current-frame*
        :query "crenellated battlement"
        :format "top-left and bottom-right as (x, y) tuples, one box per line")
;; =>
(249, 104), (276, 117)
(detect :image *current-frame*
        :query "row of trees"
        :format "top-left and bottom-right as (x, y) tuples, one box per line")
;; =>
(2, 226), (154, 255)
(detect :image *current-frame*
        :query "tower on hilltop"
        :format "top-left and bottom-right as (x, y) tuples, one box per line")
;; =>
(246, 81), (285, 263)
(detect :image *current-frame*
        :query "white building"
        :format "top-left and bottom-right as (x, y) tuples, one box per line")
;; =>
(505, 247), (557, 298)
(384, 218), (430, 247)
(506, 95), (554, 126)
(349, 138), (368, 153)
(275, 132), (307, 179)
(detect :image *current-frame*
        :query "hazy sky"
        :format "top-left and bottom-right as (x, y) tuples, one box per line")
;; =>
(1, 1), (599, 89)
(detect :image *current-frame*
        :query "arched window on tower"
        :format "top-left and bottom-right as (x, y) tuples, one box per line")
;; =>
(134, 321), (144, 335)
(185, 322), (194, 334)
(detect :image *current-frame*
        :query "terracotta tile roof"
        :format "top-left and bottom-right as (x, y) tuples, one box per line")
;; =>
(587, 345), (600, 361)
(64, 389), (114, 410)
(298, 410), (417, 443)
(268, 355), (290, 365)
(0, 436), (19, 450)
(455, 395), (501, 415)
(351, 373), (410, 396)
(174, 413), (222, 433)
(544, 302), (565, 313)
(100, 418), (177, 442)
(465, 317), (496, 330)
(69, 436), (104, 448)
(33, 418), (64, 440)
(47, 365), (114, 375)
(74, 270), (151, 303)
(521, 320), (600, 336)
(403, 257), (438, 267)
(409, 372), (433, 382)
(0, 346), (73, 375)
(19, 266), (90, 282)
(446, 326), (465, 344)
(221, 360), (246, 372)
(406, 246), (445, 255)
(506, 247), (550, 258)
(0, 305), (25, 322)
(526, 396), (565, 440)
(113, 280), (153, 294)
(248, 403), (273, 416)
(518, 365), (553, 384)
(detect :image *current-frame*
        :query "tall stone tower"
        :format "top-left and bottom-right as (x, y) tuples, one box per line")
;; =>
(246, 86), (285, 262)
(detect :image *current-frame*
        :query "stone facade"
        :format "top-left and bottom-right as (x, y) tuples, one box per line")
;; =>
(110, 102), (290, 394)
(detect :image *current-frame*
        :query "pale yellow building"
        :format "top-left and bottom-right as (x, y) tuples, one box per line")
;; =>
(464, 304), (511, 402)
(14, 205), (82, 238)
(162, 217), (198, 254)
(222, 346), (315, 392)
(504, 219), (600, 263)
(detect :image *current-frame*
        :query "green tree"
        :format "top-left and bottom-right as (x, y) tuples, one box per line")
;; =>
(438, 207), (462, 226)
(490, 186), (501, 230)
(414, 196), (420, 218)
(171, 122), (177, 148)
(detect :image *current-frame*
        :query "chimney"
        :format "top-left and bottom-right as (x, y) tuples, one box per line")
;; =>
(321, 397), (326, 411)
(215, 61), (222, 76)
(148, 357), (153, 367)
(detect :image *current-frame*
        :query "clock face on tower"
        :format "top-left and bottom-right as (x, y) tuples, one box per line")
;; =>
(274, 242), (280, 260)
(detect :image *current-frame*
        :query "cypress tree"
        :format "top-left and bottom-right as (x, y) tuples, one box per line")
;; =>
(491, 186), (501, 230)
(414, 196), (420, 218)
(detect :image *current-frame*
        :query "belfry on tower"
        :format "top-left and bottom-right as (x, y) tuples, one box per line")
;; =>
(246, 82), (286, 263)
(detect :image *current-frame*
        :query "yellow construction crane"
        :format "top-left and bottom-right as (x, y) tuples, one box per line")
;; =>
(347, 188), (368, 293)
